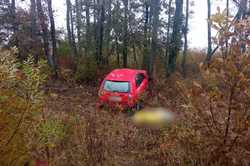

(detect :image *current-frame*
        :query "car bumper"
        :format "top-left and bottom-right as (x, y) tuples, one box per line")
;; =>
(97, 100), (134, 110)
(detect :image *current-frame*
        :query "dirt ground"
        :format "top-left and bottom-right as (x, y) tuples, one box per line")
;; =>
(43, 80), (172, 165)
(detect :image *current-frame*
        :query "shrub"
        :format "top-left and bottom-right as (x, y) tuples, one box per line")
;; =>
(0, 48), (66, 165)
(75, 57), (98, 83)
(57, 41), (71, 57)
(38, 119), (65, 148)
(165, 54), (250, 166)
(160, 13), (250, 166)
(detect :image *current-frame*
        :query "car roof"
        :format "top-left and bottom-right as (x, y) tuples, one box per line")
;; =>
(105, 68), (147, 81)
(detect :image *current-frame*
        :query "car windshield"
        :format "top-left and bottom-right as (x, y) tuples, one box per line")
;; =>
(103, 80), (130, 93)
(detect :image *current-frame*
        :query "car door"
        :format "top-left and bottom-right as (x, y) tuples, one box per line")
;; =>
(135, 73), (147, 95)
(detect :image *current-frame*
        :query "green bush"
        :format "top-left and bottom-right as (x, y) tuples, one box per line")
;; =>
(75, 57), (98, 83)
(0, 48), (67, 165)
(57, 41), (71, 57)
(38, 119), (65, 148)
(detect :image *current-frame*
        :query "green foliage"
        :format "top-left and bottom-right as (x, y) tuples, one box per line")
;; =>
(75, 57), (98, 83)
(57, 41), (71, 57)
(38, 119), (65, 148)
(0, 48), (19, 83)
(21, 56), (49, 105)
(0, 48), (66, 165)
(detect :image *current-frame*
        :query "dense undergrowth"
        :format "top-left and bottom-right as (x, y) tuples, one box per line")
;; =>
(1, 45), (250, 166)
(1, 15), (250, 165)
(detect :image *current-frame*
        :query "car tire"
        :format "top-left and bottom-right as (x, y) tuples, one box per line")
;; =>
(96, 102), (104, 110)
(135, 102), (142, 111)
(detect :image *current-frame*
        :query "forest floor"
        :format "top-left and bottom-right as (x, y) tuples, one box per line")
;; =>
(42, 79), (180, 165)
(45, 80), (98, 115)
(44, 78), (176, 114)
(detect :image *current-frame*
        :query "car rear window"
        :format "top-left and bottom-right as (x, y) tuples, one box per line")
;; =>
(103, 80), (130, 93)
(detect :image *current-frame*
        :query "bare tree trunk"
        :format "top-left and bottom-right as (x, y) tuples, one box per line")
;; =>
(30, 0), (39, 63)
(236, 0), (247, 20)
(132, 35), (138, 67)
(66, 0), (72, 50)
(99, 0), (105, 64)
(143, 0), (149, 70)
(104, 0), (112, 64)
(114, 0), (121, 66)
(66, 0), (77, 57)
(11, 0), (16, 27)
(96, 0), (105, 65)
(37, 0), (53, 67)
(181, 0), (189, 77)
(149, 0), (160, 79)
(165, 0), (172, 73)
(75, 0), (82, 53)
(122, 0), (128, 68)
(11, 0), (16, 37)
(205, 0), (212, 64)
(47, 0), (58, 76)
(94, 0), (98, 58)
(70, 0), (77, 56)
(237, 0), (247, 53)
(11, 0), (19, 57)
(167, 0), (183, 75)
(85, 0), (91, 56)
(225, 0), (229, 58)
(115, 36), (120, 66)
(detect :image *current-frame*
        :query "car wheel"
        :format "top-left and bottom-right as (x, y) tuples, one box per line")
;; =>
(96, 102), (104, 110)
(135, 102), (142, 111)
(127, 109), (135, 116)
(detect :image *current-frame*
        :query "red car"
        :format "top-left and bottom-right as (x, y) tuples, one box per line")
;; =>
(98, 69), (149, 110)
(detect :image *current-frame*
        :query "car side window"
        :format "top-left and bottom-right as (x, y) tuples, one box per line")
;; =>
(136, 74), (145, 88)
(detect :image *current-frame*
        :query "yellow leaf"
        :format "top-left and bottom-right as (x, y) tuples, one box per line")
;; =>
(193, 81), (202, 89)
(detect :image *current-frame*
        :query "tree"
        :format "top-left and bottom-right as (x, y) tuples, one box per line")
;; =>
(96, 0), (105, 65)
(104, 0), (112, 62)
(122, 0), (128, 68)
(167, 0), (184, 75)
(143, 0), (150, 70)
(30, 0), (39, 63)
(85, 0), (91, 56)
(113, 0), (122, 65)
(10, 0), (19, 51)
(148, 0), (160, 79)
(75, 0), (82, 53)
(70, 0), (77, 56)
(181, 0), (190, 77)
(66, 0), (77, 57)
(0, 1), (10, 44)
(205, 0), (212, 64)
(225, 0), (229, 58)
(37, 0), (54, 67)
(47, 0), (57, 75)
(235, 0), (248, 19)
(66, 0), (72, 48)
(30, 0), (37, 37)
(236, 0), (248, 53)
(165, 0), (173, 70)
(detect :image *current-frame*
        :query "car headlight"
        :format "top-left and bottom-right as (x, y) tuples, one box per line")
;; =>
(128, 94), (133, 103)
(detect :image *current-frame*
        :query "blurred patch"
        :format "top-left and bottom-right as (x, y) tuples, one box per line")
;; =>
(132, 107), (175, 127)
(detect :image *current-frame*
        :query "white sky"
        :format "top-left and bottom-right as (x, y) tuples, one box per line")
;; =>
(19, 0), (236, 49)
(188, 0), (235, 49)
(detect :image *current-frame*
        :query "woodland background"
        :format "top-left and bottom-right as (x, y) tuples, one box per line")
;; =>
(0, 0), (250, 165)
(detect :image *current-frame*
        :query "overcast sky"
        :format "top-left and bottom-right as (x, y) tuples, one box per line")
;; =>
(19, 0), (236, 49)
(188, 0), (235, 49)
